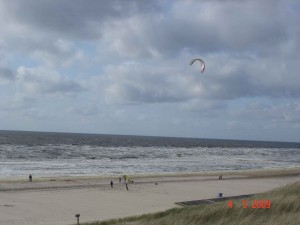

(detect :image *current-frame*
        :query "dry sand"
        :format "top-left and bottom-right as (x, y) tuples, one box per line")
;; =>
(0, 168), (299, 225)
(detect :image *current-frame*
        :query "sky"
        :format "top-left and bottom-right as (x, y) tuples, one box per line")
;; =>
(0, 0), (299, 142)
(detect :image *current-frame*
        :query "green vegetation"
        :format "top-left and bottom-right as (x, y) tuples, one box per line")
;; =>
(82, 182), (300, 225)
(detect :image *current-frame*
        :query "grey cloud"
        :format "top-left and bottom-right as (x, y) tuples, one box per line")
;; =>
(0, 53), (15, 81)
(16, 66), (85, 95)
(2, 0), (297, 63)
(0, 0), (163, 67)
(2, 0), (300, 104)
(0, 66), (15, 81)
(98, 53), (300, 105)
(2, 0), (161, 40)
(179, 99), (227, 118)
(230, 100), (300, 125)
(1, 38), (86, 69)
(2, 0), (298, 60)
(102, 0), (292, 58)
(0, 95), (36, 111)
(99, 63), (193, 104)
(67, 105), (100, 117)
(196, 54), (300, 100)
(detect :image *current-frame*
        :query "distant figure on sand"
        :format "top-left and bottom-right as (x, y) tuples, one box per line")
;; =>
(110, 180), (113, 188)
(29, 174), (32, 182)
(219, 174), (223, 180)
(125, 182), (129, 190)
(119, 177), (121, 182)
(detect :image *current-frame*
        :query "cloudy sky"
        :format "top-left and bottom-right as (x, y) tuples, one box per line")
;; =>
(0, 0), (299, 142)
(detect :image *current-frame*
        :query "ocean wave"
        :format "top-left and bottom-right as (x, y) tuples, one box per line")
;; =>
(0, 131), (299, 178)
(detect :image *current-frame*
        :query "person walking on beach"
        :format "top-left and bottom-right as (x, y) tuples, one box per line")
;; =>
(125, 182), (129, 191)
(119, 177), (121, 182)
(29, 174), (32, 182)
(110, 180), (113, 188)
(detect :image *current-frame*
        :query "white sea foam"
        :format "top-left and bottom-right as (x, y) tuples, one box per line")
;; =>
(0, 144), (299, 178)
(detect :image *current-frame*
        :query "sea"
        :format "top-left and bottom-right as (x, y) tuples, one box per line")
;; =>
(0, 130), (299, 179)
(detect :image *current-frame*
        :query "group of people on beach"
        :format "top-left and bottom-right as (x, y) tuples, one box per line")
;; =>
(110, 175), (133, 190)
(28, 173), (132, 191)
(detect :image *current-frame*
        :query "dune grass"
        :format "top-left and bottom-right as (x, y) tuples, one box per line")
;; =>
(81, 182), (300, 225)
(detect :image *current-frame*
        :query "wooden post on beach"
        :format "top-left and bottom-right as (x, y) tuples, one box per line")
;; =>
(75, 214), (80, 225)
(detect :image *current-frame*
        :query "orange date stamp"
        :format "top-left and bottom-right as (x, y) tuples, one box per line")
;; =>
(227, 199), (271, 208)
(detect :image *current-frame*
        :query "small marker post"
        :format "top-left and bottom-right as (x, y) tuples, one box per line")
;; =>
(75, 214), (80, 225)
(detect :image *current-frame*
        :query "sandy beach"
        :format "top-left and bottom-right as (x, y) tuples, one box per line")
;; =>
(0, 168), (299, 225)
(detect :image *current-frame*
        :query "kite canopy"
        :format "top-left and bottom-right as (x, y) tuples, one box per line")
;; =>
(189, 58), (205, 73)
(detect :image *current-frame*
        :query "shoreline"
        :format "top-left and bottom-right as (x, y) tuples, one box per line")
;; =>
(1, 167), (299, 192)
(1, 166), (299, 182)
